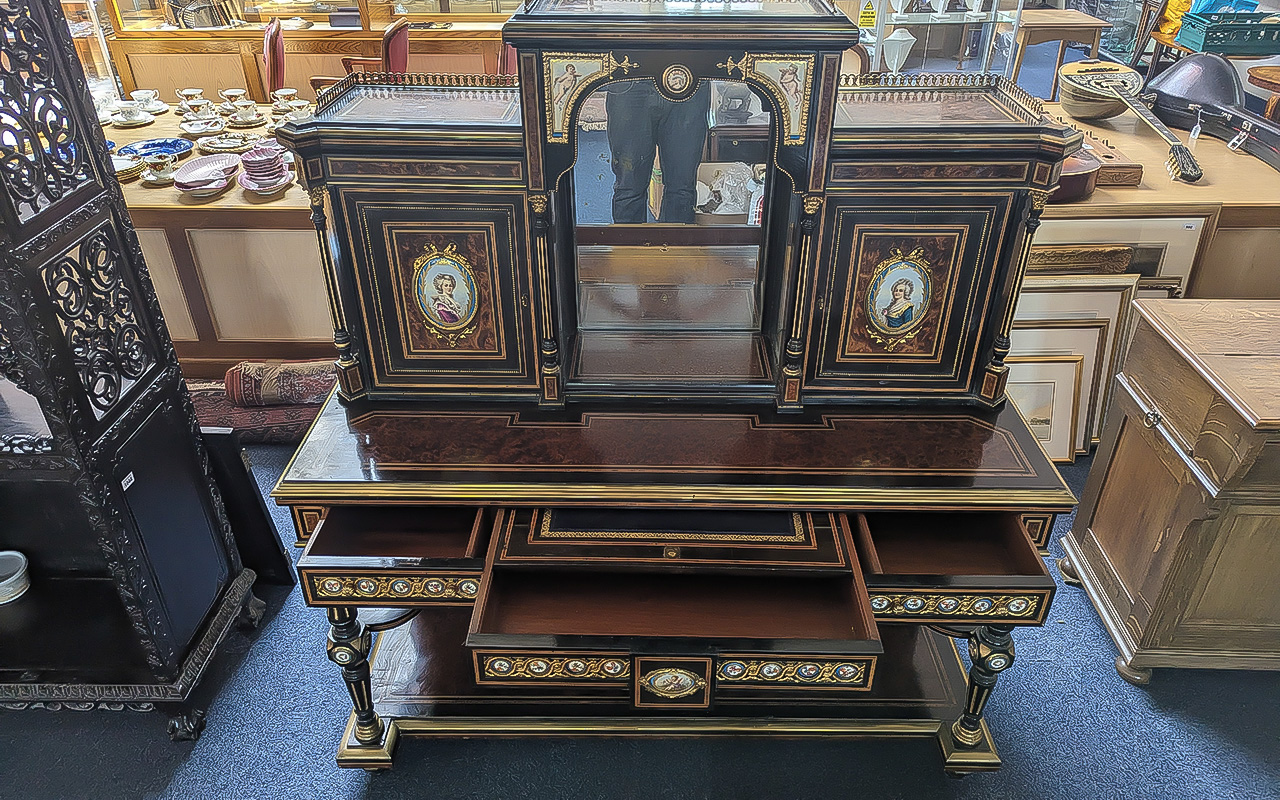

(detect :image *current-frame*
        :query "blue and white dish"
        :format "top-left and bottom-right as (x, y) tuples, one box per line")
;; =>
(117, 137), (194, 160)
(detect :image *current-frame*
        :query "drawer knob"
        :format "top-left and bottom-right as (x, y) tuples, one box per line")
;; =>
(1143, 410), (1163, 429)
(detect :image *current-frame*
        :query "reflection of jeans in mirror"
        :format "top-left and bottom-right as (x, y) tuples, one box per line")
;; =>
(605, 82), (711, 224)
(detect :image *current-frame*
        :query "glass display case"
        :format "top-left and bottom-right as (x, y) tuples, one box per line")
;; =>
(856, 0), (1024, 75)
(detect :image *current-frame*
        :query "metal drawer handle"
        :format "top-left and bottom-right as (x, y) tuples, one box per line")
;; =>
(1143, 410), (1162, 429)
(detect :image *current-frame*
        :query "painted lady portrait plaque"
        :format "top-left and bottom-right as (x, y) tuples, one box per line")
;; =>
(414, 242), (478, 332)
(866, 246), (931, 348)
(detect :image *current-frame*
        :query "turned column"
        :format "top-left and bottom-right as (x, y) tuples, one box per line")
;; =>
(326, 607), (383, 745)
(952, 624), (1015, 747)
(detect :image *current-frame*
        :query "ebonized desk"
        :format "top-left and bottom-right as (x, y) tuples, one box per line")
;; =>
(274, 394), (1072, 772)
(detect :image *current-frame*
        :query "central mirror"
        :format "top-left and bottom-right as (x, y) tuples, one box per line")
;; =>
(568, 78), (778, 393)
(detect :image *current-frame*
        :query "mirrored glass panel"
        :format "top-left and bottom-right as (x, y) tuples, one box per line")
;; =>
(570, 79), (774, 386)
(0, 376), (54, 453)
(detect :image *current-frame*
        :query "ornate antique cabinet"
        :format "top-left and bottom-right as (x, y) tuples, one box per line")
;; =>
(0, 0), (260, 737)
(275, 0), (1079, 774)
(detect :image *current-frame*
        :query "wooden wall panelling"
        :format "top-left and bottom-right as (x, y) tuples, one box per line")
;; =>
(186, 228), (331, 341)
(122, 51), (250, 100)
(129, 207), (334, 378)
(134, 227), (200, 342)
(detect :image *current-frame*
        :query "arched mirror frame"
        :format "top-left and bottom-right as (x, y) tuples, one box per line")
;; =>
(516, 46), (844, 405)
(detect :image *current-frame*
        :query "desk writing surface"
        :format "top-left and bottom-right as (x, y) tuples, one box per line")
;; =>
(273, 394), (1074, 507)
(1135, 299), (1280, 428)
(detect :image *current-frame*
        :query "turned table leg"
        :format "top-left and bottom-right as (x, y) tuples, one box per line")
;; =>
(952, 624), (1015, 748)
(327, 607), (384, 745)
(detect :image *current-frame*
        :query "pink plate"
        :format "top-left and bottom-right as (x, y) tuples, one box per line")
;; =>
(172, 153), (241, 185)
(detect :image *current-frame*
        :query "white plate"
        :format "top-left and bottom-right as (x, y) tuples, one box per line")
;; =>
(140, 101), (170, 114)
(110, 113), (155, 128)
(180, 118), (227, 136)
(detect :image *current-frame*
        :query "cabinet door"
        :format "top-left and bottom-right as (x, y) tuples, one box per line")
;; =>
(336, 189), (539, 398)
(1072, 376), (1209, 639)
(805, 192), (1017, 396)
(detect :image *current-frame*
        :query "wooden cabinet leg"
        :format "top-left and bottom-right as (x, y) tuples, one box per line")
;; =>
(1056, 555), (1082, 587)
(327, 607), (384, 745)
(1115, 654), (1152, 686)
(951, 624), (1015, 748)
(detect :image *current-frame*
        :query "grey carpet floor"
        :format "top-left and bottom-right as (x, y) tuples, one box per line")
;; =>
(3, 446), (1279, 800)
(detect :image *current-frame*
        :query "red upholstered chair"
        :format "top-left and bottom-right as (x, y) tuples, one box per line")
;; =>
(310, 17), (410, 93)
(499, 44), (518, 76)
(262, 19), (285, 95)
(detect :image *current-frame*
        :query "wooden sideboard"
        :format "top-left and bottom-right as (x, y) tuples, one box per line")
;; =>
(1061, 299), (1280, 683)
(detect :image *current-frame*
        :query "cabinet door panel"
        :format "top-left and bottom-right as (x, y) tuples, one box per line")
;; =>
(806, 192), (1015, 395)
(338, 189), (539, 396)
(1076, 378), (1207, 635)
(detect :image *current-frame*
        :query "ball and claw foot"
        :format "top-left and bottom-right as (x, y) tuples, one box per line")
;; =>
(237, 592), (267, 631)
(167, 708), (207, 742)
(1115, 655), (1152, 686)
(1056, 556), (1082, 587)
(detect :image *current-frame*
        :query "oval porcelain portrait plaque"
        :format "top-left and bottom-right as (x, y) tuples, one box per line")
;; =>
(639, 668), (705, 699)
(413, 242), (479, 332)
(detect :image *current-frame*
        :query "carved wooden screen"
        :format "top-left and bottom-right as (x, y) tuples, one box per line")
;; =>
(0, 0), (240, 681)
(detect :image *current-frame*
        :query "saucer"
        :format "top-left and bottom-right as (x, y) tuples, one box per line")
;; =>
(173, 153), (241, 186)
(226, 114), (267, 128)
(180, 118), (226, 136)
(141, 170), (176, 185)
(196, 132), (264, 154)
(110, 112), (155, 128)
(139, 101), (170, 114)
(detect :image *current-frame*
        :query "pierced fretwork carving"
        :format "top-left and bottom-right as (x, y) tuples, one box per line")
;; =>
(39, 227), (153, 416)
(0, 0), (92, 222)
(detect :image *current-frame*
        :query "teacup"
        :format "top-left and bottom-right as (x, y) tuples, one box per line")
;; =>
(130, 89), (159, 106)
(187, 98), (215, 119)
(271, 87), (298, 112)
(219, 88), (247, 106)
(143, 152), (178, 179)
(233, 99), (258, 121)
(115, 100), (145, 121)
(287, 99), (312, 121)
(177, 87), (204, 103)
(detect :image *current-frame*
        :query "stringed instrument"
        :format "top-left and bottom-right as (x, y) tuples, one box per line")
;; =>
(1059, 60), (1203, 183)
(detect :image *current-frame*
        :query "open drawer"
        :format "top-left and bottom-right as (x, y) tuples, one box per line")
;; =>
(469, 509), (881, 706)
(297, 506), (488, 607)
(847, 511), (1054, 625)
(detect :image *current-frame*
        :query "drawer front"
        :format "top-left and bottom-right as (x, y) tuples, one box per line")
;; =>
(471, 651), (876, 700)
(1122, 319), (1218, 455)
(865, 589), (1049, 624)
(850, 511), (1056, 626)
(302, 570), (482, 607)
(335, 188), (540, 398)
(804, 191), (1016, 396)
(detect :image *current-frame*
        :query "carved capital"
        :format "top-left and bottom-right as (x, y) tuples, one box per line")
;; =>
(529, 194), (549, 215)
(802, 194), (823, 216)
(307, 186), (326, 207)
(1028, 189), (1050, 212)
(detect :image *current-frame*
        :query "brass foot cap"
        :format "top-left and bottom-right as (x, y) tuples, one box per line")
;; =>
(1115, 655), (1152, 686)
